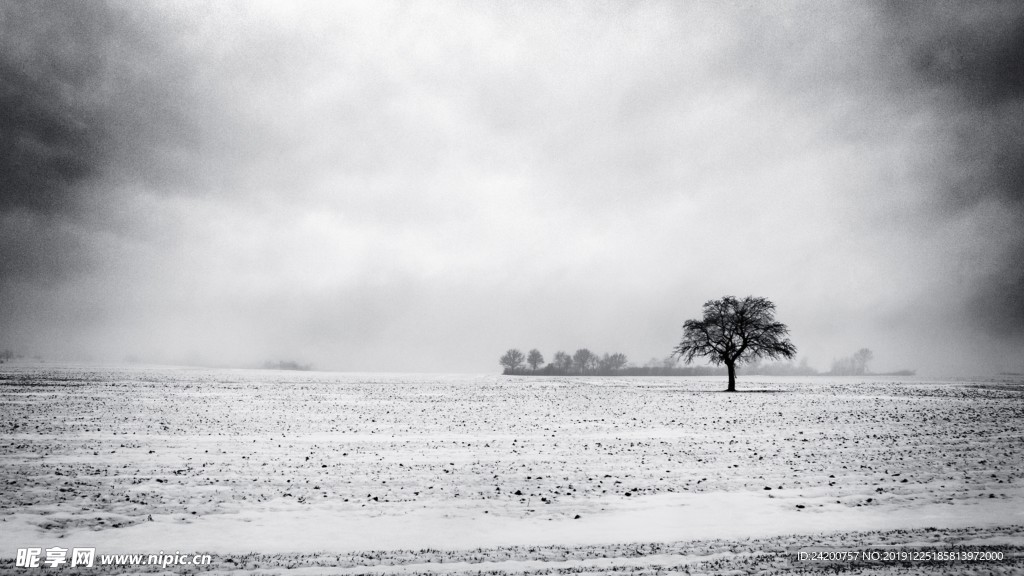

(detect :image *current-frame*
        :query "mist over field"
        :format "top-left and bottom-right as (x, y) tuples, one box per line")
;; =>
(2, 1), (1023, 375)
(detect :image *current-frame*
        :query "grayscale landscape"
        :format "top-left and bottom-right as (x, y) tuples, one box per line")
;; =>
(2, 1), (1024, 574)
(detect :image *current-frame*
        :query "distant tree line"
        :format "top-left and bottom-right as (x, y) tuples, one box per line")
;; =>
(0, 349), (28, 364)
(827, 348), (914, 376)
(499, 345), (911, 378)
(829, 348), (874, 375)
(741, 357), (818, 376)
(500, 348), (819, 377)
(262, 360), (312, 371)
(499, 348), (631, 375)
(827, 348), (916, 376)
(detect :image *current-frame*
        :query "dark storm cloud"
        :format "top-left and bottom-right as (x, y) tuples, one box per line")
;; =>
(0, 2), (202, 283)
(911, 9), (1024, 110)
(882, 1), (1024, 337)
(0, 2), (111, 215)
(0, 2), (115, 298)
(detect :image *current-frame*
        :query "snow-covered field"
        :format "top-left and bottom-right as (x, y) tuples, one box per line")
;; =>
(1, 365), (1022, 574)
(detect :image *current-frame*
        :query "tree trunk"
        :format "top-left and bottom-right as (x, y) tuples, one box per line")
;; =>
(726, 362), (736, 392)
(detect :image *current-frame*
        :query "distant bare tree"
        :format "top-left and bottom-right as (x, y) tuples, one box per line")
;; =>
(853, 348), (873, 374)
(553, 351), (573, 372)
(573, 348), (595, 374)
(499, 349), (525, 372)
(527, 349), (544, 372)
(673, 295), (797, 392)
(599, 352), (628, 372)
(830, 348), (874, 375)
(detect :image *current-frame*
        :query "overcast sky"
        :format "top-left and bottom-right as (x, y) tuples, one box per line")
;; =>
(2, 1), (1022, 375)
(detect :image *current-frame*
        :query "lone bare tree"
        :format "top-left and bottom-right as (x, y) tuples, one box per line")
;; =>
(853, 348), (873, 375)
(673, 295), (796, 391)
(499, 349), (525, 373)
(527, 349), (544, 372)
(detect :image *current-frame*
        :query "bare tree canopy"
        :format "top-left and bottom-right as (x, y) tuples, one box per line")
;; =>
(526, 349), (544, 372)
(599, 352), (628, 372)
(499, 349), (525, 373)
(854, 348), (873, 374)
(553, 351), (573, 372)
(831, 347), (875, 375)
(674, 295), (796, 391)
(572, 348), (596, 374)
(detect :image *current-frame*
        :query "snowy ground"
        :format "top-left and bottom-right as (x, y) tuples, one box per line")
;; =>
(1, 365), (1022, 574)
